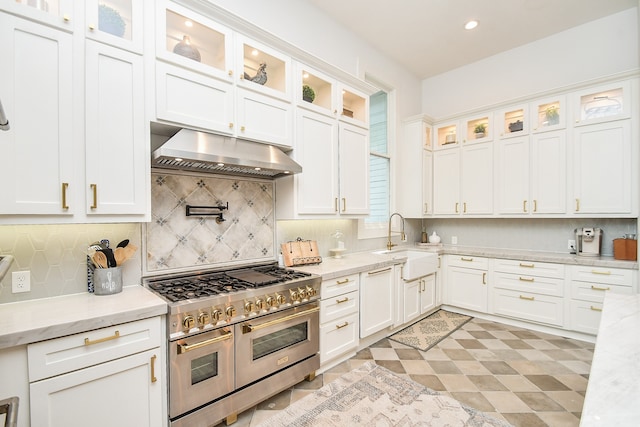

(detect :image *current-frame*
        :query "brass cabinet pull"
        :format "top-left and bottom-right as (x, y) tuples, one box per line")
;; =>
(591, 285), (610, 291)
(533, 200), (538, 212)
(177, 330), (232, 353)
(590, 306), (602, 312)
(519, 295), (535, 301)
(85, 330), (120, 346)
(61, 182), (69, 210)
(228, 70), (233, 76)
(519, 276), (535, 282)
(63, 14), (71, 22)
(424, 202), (428, 213)
(368, 267), (392, 275)
(243, 306), (319, 333)
(228, 122), (234, 128)
(482, 272), (486, 284)
(334, 198), (338, 212)
(455, 202), (459, 213)
(463, 202), (467, 213)
(88, 23), (95, 31)
(523, 200), (527, 212)
(240, 126), (245, 132)
(336, 321), (349, 329)
(519, 263), (535, 268)
(150, 354), (157, 383)
(336, 297), (349, 304)
(336, 278), (350, 285)
(575, 198), (580, 212)
(591, 270), (611, 276)
(342, 198), (346, 212)
(90, 184), (98, 209)
(461, 257), (473, 262)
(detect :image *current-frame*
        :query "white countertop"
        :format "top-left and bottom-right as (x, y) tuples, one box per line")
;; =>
(580, 292), (640, 426)
(0, 285), (167, 349)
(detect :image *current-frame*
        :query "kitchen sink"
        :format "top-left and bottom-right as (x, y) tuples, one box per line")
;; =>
(373, 250), (438, 281)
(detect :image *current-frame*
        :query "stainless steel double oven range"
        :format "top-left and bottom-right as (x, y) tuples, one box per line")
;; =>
(144, 262), (321, 427)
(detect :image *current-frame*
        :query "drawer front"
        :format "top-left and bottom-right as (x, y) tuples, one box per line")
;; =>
(493, 259), (565, 279)
(493, 272), (564, 297)
(447, 255), (489, 270)
(570, 266), (633, 286)
(321, 274), (359, 299)
(28, 317), (162, 381)
(319, 312), (359, 364)
(570, 300), (603, 335)
(571, 281), (635, 303)
(320, 290), (359, 323)
(491, 289), (564, 327)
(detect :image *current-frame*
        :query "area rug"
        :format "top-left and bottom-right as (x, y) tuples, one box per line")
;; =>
(256, 361), (512, 427)
(389, 309), (472, 351)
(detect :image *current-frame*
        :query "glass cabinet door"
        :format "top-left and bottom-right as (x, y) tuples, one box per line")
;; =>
(338, 84), (368, 126)
(85, 0), (144, 53)
(296, 63), (336, 117)
(3, 0), (75, 30)
(463, 114), (492, 143)
(531, 95), (566, 133)
(496, 104), (528, 138)
(435, 121), (459, 149)
(158, 2), (233, 82)
(237, 35), (291, 101)
(573, 80), (631, 126)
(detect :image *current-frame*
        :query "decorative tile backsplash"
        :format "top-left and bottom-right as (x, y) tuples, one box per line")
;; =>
(146, 172), (275, 272)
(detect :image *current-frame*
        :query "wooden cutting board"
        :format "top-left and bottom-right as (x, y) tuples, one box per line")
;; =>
(281, 238), (322, 267)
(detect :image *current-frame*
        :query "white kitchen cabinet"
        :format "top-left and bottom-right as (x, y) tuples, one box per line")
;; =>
(572, 80), (631, 127)
(496, 130), (566, 215)
(530, 95), (566, 133)
(85, 40), (147, 215)
(295, 64), (337, 117)
(461, 142), (493, 215)
(0, 0), (74, 31)
(445, 256), (489, 312)
(339, 123), (369, 215)
(85, 0), (144, 54)
(359, 266), (394, 338)
(236, 87), (293, 147)
(397, 116), (433, 217)
(28, 317), (165, 427)
(496, 104), (528, 139)
(403, 274), (436, 323)
(569, 265), (636, 334)
(0, 345), (30, 427)
(433, 148), (460, 215)
(573, 120), (633, 215)
(0, 13), (75, 217)
(462, 113), (493, 144)
(319, 273), (359, 366)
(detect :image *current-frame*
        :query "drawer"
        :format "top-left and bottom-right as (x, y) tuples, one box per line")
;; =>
(493, 259), (565, 279)
(321, 274), (359, 299)
(28, 317), (162, 382)
(570, 300), (603, 335)
(319, 312), (358, 364)
(570, 266), (633, 286)
(446, 255), (489, 270)
(571, 280), (635, 303)
(491, 288), (563, 327)
(493, 272), (564, 297)
(320, 290), (359, 323)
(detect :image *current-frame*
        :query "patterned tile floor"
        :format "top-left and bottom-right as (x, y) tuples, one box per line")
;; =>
(216, 317), (595, 427)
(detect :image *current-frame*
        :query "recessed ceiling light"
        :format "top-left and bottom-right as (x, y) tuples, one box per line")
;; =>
(251, 49), (259, 56)
(465, 20), (478, 30)
(185, 20), (193, 28)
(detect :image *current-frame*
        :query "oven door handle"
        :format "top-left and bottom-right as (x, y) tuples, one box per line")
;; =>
(242, 306), (319, 334)
(177, 330), (233, 354)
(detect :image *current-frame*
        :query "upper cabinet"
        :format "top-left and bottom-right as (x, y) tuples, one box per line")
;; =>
(463, 114), (493, 144)
(85, 0), (144, 53)
(572, 80), (631, 127)
(530, 95), (566, 133)
(339, 84), (369, 128)
(397, 116), (432, 217)
(2, 0), (75, 31)
(435, 121), (459, 149)
(296, 64), (337, 117)
(496, 104), (528, 139)
(237, 35), (291, 101)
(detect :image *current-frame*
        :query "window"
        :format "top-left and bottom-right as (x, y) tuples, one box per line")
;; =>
(359, 84), (393, 239)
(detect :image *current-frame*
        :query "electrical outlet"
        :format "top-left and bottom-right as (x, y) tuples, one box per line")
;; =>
(568, 240), (576, 251)
(12, 271), (30, 293)
(451, 236), (458, 245)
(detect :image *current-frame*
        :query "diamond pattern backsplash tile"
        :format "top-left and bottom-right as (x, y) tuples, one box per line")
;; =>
(146, 172), (275, 272)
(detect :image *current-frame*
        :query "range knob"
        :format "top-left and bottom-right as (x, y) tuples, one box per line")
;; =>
(275, 293), (286, 305)
(211, 308), (223, 322)
(265, 295), (275, 308)
(244, 300), (255, 314)
(306, 285), (316, 297)
(297, 287), (307, 299)
(197, 312), (210, 327)
(289, 288), (300, 302)
(255, 298), (265, 311)
(183, 314), (195, 330)
(225, 305), (237, 318)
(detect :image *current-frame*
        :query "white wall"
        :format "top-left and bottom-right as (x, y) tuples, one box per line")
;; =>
(422, 8), (639, 119)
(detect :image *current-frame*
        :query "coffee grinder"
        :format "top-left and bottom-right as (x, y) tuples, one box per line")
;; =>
(575, 227), (603, 257)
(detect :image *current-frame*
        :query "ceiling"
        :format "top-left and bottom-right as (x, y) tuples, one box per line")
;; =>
(308, 0), (638, 79)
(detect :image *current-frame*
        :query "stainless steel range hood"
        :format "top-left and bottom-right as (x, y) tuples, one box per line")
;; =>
(151, 126), (301, 179)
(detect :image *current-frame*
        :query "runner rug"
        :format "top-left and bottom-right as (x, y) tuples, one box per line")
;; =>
(256, 361), (512, 427)
(389, 309), (472, 351)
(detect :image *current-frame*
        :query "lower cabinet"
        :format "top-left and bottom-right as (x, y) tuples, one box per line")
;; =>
(403, 274), (436, 323)
(319, 274), (359, 366)
(446, 256), (489, 312)
(359, 266), (395, 338)
(27, 317), (165, 427)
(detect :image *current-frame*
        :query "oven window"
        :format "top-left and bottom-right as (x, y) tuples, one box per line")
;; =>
(191, 353), (219, 385)
(252, 322), (308, 360)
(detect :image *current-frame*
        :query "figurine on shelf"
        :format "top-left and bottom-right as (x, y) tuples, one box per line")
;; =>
(244, 62), (267, 85)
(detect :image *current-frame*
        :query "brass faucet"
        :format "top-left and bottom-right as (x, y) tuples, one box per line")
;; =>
(387, 212), (406, 251)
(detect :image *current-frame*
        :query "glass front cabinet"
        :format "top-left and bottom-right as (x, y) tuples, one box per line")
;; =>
(85, 0), (144, 53)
